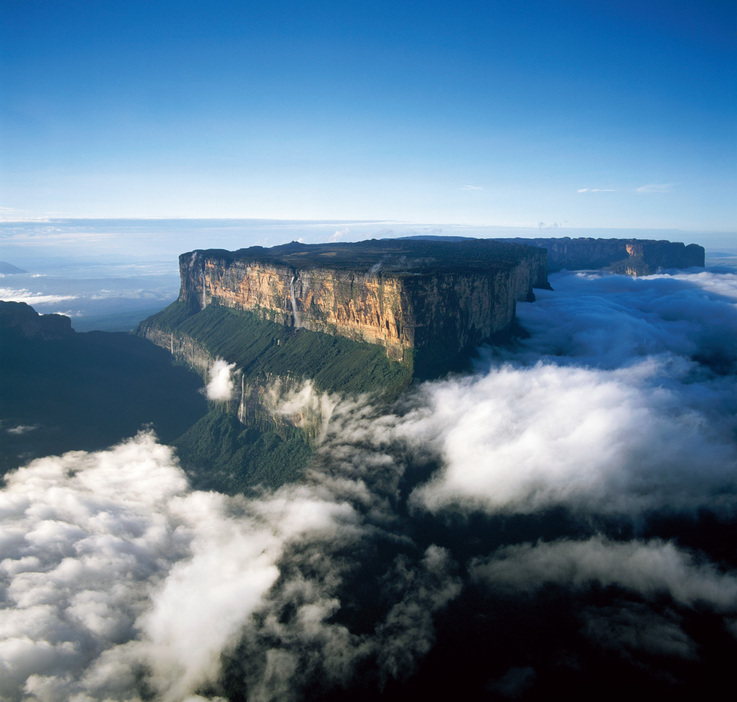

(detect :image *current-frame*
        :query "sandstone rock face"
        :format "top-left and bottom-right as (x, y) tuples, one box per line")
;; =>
(501, 237), (705, 274)
(178, 239), (546, 362)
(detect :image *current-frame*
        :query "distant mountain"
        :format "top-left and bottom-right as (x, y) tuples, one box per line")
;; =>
(498, 236), (705, 274)
(0, 261), (28, 274)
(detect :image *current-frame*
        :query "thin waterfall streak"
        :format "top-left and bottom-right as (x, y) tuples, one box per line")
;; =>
(238, 375), (245, 424)
(290, 275), (302, 328)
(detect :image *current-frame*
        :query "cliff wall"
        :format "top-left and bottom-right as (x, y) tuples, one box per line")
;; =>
(500, 237), (705, 274)
(178, 239), (548, 363)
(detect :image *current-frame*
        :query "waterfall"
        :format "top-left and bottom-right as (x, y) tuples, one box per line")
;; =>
(290, 275), (301, 328)
(238, 375), (245, 424)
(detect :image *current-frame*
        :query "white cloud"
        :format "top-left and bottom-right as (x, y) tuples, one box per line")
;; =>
(205, 359), (236, 401)
(471, 536), (737, 609)
(636, 183), (674, 194)
(0, 432), (368, 700)
(0, 288), (76, 305)
(400, 269), (737, 518)
(405, 360), (737, 517)
(577, 188), (615, 193)
(6, 425), (37, 435)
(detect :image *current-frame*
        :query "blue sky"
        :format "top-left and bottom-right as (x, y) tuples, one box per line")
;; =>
(1, 0), (735, 231)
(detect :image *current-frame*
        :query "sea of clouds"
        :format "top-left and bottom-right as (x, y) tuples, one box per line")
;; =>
(1, 266), (736, 700)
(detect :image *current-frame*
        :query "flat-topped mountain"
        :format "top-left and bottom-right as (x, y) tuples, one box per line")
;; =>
(175, 238), (548, 368)
(499, 237), (705, 274)
(135, 238), (550, 491)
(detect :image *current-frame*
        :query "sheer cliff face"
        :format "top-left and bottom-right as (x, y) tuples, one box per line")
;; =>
(179, 252), (523, 361)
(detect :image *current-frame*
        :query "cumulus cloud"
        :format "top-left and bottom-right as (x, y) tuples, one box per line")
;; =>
(0, 432), (374, 700)
(507, 270), (737, 371)
(577, 188), (615, 193)
(0, 420), (465, 700)
(329, 227), (350, 242)
(404, 359), (737, 517)
(205, 359), (236, 401)
(471, 535), (737, 668)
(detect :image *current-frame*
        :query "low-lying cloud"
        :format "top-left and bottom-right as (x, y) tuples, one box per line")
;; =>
(405, 358), (737, 516)
(0, 287), (76, 306)
(471, 536), (737, 609)
(205, 359), (237, 401)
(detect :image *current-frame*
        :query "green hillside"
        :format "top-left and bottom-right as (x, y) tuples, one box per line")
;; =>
(140, 300), (413, 399)
(135, 301), (416, 494)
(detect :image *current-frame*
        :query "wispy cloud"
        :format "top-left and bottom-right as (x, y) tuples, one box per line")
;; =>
(636, 183), (674, 194)
(0, 287), (76, 305)
(461, 185), (482, 190)
(0, 231), (117, 245)
(6, 424), (37, 435)
(0, 206), (51, 223)
(577, 188), (616, 193)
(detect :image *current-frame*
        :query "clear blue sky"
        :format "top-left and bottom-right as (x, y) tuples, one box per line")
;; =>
(2, 0), (735, 231)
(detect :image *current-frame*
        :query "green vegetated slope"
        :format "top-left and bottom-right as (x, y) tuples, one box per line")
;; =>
(143, 300), (413, 399)
(139, 301), (413, 494)
(175, 408), (312, 494)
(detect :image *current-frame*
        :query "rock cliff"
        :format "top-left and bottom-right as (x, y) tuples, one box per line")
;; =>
(500, 237), (705, 274)
(177, 238), (549, 364)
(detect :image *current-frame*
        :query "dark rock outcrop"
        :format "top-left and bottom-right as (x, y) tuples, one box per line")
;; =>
(0, 301), (73, 340)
